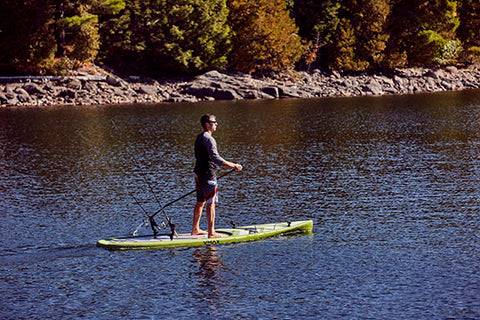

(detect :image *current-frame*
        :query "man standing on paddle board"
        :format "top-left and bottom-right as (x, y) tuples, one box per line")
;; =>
(192, 114), (242, 238)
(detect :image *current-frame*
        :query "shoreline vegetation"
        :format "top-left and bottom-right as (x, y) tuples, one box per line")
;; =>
(1, 65), (479, 107)
(2, 1), (479, 107)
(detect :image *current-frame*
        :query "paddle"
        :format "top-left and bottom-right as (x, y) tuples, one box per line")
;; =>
(150, 168), (237, 219)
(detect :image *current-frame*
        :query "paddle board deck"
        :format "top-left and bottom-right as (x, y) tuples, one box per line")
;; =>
(97, 220), (313, 250)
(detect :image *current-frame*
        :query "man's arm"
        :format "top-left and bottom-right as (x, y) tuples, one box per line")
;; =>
(204, 134), (242, 171)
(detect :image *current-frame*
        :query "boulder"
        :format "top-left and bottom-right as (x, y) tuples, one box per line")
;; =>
(0, 92), (8, 104)
(14, 88), (32, 103)
(445, 66), (458, 73)
(57, 89), (77, 99)
(262, 86), (279, 98)
(0, 92), (19, 105)
(210, 88), (241, 100)
(196, 70), (225, 80)
(137, 84), (158, 95)
(365, 80), (383, 95)
(183, 83), (216, 98)
(424, 69), (445, 79)
(83, 82), (98, 92)
(106, 75), (123, 87)
(66, 79), (82, 90)
(278, 86), (301, 98)
(23, 83), (45, 95)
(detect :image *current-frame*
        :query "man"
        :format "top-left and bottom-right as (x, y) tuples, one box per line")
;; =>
(192, 114), (242, 238)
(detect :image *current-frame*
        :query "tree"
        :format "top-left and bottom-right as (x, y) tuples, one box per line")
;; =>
(347, 0), (390, 70)
(99, 0), (231, 76)
(0, 0), (56, 74)
(227, 0), (303, 73)
(331, 18), (357, 71)
(292, 0), (341, 70)
(457, 0), (480, 63)
(0, 0), (124, 75)
(384, 0), (461, 67)
(54, 0), (125, 67)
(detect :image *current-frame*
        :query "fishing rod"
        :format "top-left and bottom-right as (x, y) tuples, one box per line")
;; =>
(76, 131), (173, 238)
(129, 191), (171, 238)
(111, 120), (178, 239)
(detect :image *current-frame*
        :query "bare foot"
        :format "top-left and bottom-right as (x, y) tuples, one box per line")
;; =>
(208, 232), (226, 238)
(191, 229), (208, 236)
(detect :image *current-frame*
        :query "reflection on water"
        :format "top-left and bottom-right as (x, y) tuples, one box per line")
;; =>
(0, 89), (479, 319)
(191, 246), (226, 318)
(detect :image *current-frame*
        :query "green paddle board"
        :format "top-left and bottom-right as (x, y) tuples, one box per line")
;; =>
(97, 220), (313, 250)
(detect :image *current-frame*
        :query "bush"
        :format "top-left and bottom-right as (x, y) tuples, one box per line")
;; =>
(412, 30), (461, 66)
(458, 46), (480, 64)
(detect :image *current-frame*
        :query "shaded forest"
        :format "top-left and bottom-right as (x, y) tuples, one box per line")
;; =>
(0, 0), (478, 77)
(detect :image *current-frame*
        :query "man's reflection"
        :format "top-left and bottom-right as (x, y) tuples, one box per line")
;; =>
(193, 246), (223, 284)
(191, 246), (227, 317)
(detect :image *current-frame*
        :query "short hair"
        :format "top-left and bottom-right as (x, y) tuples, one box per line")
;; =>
(200, 114), (215, 126)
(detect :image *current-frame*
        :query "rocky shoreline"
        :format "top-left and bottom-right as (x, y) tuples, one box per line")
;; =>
(1, 66), (479, 107)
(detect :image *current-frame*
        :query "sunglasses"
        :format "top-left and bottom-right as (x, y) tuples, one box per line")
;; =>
(207, 120), (218, 124)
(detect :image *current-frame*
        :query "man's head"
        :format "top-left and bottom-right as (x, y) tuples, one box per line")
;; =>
(200, 114), (218, 132)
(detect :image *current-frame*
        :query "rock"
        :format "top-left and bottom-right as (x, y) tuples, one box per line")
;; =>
(445, 66), (458, 73)
(23, 83), (45, 95)
(278, 86), (301, 98)
(0, 92), (8, 104)
(441, 80), (452, 90)
(57, 89), (77, 99)
(66, 79), (82, 90)
(1, 66), (479, 107)
(393, 75), (404, 86)
(0, 92), (19, 105)
(424, 69), (445, 79)
(365, 80), (383, 95)
(262, 86), (279, 98)
(331, 70), (341, 79)
(211, 88), (241, 100)
(197, 70), (224, 80)
(106, 75), (123, 87)
(14, 88), (32, 103)
(138, 84), (158, 95)
(83, 82), (98, 92)
(183, 83), (216, 98)
(44, 83), (59, 92)
(426, 77), (437, 89)
(16, 92), (32, 103)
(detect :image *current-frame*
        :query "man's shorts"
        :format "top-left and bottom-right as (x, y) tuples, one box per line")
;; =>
(195, 174), (218, 204)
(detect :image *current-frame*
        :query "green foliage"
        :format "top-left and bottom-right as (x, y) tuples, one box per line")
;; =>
(457, 0), (480, 50)
(459, 46), (480, 64)
(384, 0), (462, 67)
(0, 0), (56, 74)
(1, 0), (478, 76)
(93, 0), (126, 15)
(54, 1), (108, 63)
(227, 0), (303, 73)
(413, 30), (461, 66)
(100, 0), (231, 76)
(348, 0), (390, 70)
(331, 18), (357, 71)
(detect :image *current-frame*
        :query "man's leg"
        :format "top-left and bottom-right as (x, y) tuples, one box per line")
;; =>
(192, 201), (207, 235)
(206, 202), (221, 238)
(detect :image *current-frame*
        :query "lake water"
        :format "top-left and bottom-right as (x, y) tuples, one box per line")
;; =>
(1, 89), (479, 319)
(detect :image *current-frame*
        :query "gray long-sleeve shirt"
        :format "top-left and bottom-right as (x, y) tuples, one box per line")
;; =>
(194, 132), (225, 178)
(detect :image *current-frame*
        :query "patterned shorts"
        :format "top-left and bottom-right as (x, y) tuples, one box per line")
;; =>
(195, 174), (218, 204)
